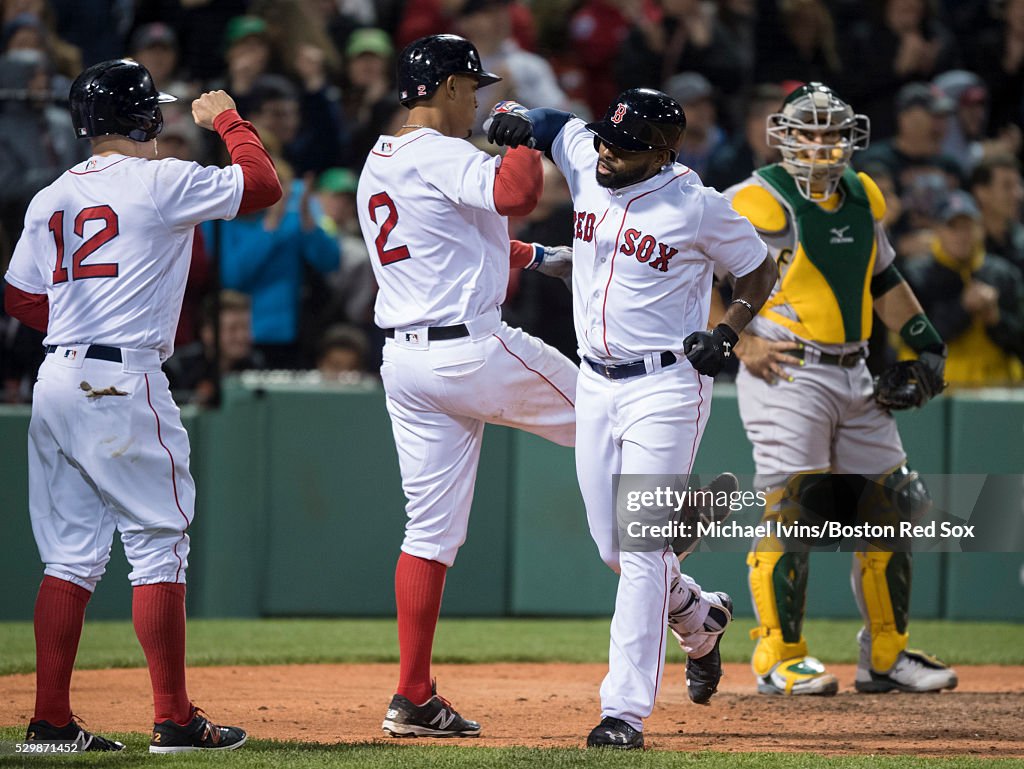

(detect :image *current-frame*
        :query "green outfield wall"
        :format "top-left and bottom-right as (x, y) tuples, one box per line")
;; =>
(1, 382), (1022, 622)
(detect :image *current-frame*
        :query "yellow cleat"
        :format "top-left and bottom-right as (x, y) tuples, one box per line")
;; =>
(756, 656), (839, 696)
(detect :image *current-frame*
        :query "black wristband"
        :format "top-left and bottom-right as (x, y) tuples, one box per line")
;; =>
(714, 323), (739, 347)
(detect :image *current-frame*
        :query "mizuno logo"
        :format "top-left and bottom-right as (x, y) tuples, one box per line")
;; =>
(829, 226), (854, 244)
(430, 710), (457, 731)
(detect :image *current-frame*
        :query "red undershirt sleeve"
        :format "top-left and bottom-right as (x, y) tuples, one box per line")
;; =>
(213, 110), (283, 215)
(493, 146), (543, 217)
(4, 284), (48, 333)
(509, 240), (537, 269)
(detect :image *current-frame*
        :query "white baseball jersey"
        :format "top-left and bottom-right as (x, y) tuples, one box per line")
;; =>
(549, 116), (765, 732)
(551, 118), (766, 362)
(356, 128), (509, 329)
(5, 154), (243, 360)
(356, 127), (577, 573)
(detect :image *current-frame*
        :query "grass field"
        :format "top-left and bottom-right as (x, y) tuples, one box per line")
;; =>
(1, 617), (1023, 675)
(2, 618), (1022, 768)
(1, 732), (1023, 769)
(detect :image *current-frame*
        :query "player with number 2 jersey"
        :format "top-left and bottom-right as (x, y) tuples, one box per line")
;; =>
(357, 35), (578, 739)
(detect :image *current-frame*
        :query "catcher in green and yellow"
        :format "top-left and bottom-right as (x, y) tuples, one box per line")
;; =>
(720, 83), (957, 696)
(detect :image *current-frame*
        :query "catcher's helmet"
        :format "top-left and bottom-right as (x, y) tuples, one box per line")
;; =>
(767, 82), (869, 200)
(397, 34), (500, 107)
(586, 88), (687, 160)
(69, 58), (176, 142)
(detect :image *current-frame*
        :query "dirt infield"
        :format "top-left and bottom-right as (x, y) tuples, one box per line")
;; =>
(2, 663), (1022, 755)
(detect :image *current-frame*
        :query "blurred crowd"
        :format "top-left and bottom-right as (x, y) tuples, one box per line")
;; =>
(1, 0), (1023, 404)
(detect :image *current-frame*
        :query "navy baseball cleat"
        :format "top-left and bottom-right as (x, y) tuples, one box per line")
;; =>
(25, 718), (124, 751)
(673, 473), (739, 557)
(586, 716), (644, 749)
(382, 682), (481, 738)
(686, 591), (733, 704)
(150, 707), (246, 753)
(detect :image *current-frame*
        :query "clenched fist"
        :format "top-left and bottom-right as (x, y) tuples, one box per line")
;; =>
(192, 90), (237, 130)
(684, 324), (739, 377)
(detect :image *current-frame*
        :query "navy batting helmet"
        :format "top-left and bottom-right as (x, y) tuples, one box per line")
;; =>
(587, 88), (687, 159)
(397, 34), (500, 107)
(69, 59), (176, 142)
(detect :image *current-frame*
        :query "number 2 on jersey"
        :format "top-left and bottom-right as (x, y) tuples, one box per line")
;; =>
(49, 205), (120, 284)
(367, 192), (411, 266)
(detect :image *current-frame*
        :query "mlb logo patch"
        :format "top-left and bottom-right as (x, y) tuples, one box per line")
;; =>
(63, 349), (77, 360)
(382, 141), (392, 152)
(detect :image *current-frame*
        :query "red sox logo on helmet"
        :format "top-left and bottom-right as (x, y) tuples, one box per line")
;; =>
(611, 103), (627, 124)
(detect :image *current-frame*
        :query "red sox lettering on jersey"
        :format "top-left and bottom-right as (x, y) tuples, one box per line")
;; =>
(556, 119), (766, 361)
(574, 212), (678, 272)
(619, 229), (678, 272)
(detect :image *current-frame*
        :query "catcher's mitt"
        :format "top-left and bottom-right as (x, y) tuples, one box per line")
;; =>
(873, 353), (946, 410)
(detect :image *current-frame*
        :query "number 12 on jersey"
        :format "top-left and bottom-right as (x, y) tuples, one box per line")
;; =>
(367, 191), (411, 266)
(49, 205), (120, 284)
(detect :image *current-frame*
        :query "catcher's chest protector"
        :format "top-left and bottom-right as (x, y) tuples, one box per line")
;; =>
(757, 165), (876, 344)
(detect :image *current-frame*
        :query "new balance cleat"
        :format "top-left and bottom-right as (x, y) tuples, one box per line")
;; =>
(150, 707), (246, 753)
(757, 656), (839, 695)
(25, 718), (124, 751)
(586, 716), (644, 749)
(686, 591), (732, 704)
(382, 683), (480, 738)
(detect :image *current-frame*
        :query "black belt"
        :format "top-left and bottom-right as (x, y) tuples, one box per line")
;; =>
(585, 351), (677, 380)
(791, 345), (865, 368)
(45, 344), (122, 363)
(384, 323), (470, 341)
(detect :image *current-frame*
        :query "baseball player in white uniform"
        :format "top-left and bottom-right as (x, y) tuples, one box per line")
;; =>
(4, 59), (281, 752)
(356, 35), (578, 739)
(487, 89), (778, 748)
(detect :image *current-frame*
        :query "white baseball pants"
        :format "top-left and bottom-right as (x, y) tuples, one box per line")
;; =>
(575, 358), (716, 731)
(28, 346), (193, 592)
(381, 315), (577, 567)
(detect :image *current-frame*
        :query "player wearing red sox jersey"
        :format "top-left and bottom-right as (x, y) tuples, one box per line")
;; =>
(4, 59), (280, 753)
(357, 35), (578, 739)
(488, 90), (778, 748)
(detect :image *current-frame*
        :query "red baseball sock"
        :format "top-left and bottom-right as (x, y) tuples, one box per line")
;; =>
(32, 576), (91, 725)
(133, 583), (191, 724)
(395, 552), (447, 705)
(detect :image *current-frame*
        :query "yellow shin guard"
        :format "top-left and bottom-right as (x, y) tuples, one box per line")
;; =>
(853, 550), (910, 672)
(747, 543), (810, 676)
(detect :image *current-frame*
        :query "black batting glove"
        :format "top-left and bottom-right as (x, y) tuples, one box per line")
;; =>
(683, 324), (739, 377)
(485, 100), (536, 148)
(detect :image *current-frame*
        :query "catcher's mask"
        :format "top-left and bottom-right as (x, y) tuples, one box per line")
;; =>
(767, 82), (869, 201)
